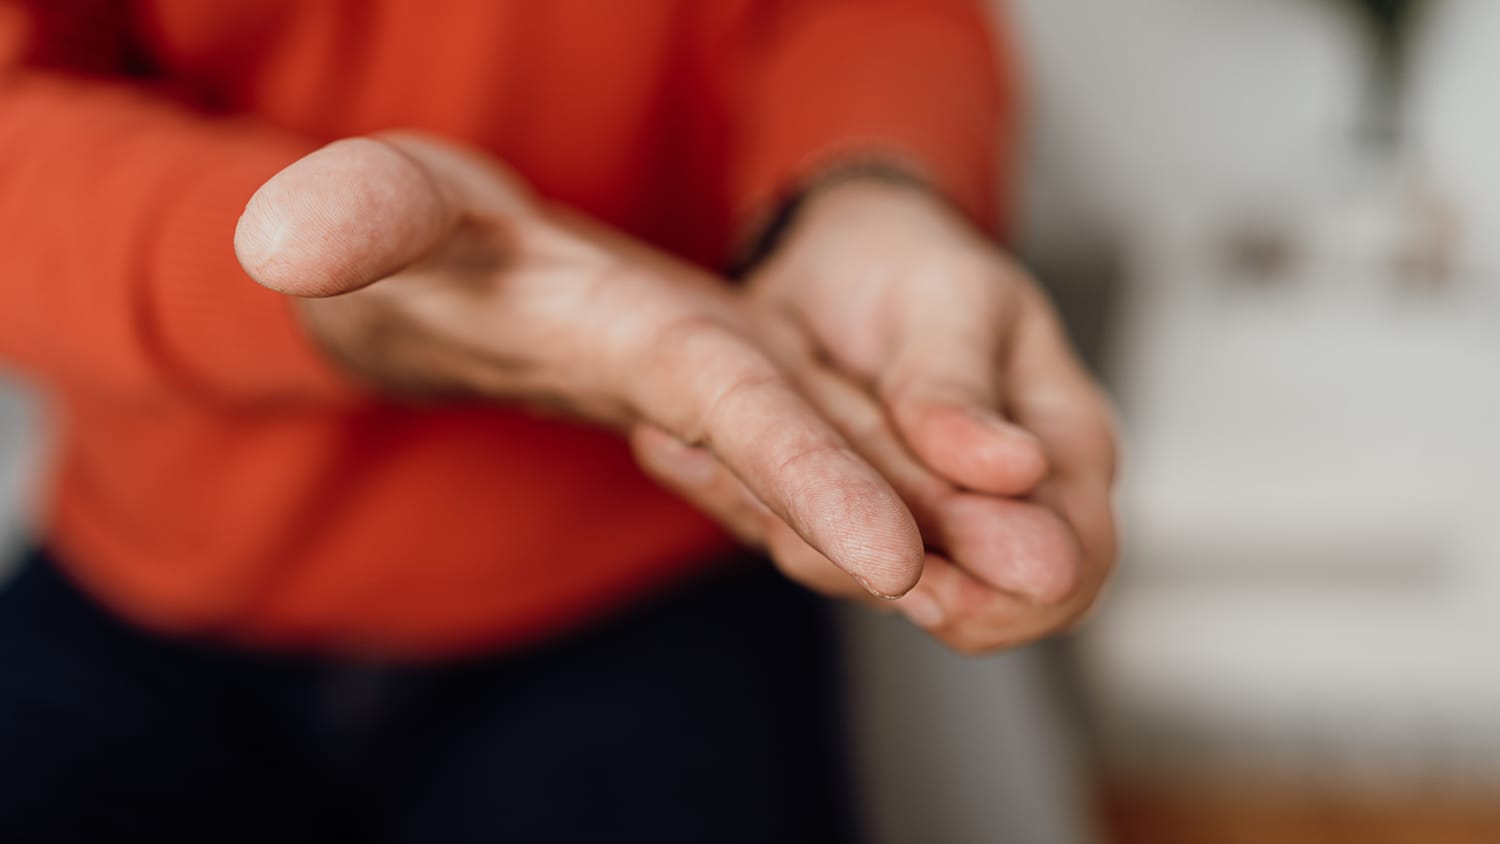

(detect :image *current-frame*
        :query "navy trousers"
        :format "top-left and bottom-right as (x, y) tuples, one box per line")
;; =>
(0, 548), (856, 843)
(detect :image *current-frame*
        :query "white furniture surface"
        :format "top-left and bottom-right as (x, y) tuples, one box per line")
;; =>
(1012, 0), (1500, 787)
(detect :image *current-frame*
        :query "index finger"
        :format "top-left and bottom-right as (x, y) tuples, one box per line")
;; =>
(613, 293), (925, 598)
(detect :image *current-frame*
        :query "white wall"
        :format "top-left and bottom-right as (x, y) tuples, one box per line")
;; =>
(1010, 0), (1500, 789)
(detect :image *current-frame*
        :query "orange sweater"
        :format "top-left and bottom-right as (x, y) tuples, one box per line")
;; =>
(0, 0), (1011, 657)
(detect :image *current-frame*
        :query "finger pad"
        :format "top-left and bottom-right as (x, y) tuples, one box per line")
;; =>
(944, 495), (1081, 605)
(236, 138), (450, 297)
(910, 405), (1048, 495)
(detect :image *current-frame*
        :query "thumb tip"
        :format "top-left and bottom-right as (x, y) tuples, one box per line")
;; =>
(235, 137), (454, 298)
(234, 191), (298, 293)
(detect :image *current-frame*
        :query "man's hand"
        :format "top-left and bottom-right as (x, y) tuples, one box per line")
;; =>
(236, 135), (1117, 653)
(233, 133), (927, 600)
(637, 177), (1118, 652)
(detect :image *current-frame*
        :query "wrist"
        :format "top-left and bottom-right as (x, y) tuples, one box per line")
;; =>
(791, 172), (954, 233)
(731, 161), (939, 278)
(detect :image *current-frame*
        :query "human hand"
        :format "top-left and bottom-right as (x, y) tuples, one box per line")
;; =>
(676, 177), (1118, 651)
(234, 133), (928, 599)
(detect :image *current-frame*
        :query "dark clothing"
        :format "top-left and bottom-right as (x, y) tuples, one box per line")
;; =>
(0, 548), (856, 843)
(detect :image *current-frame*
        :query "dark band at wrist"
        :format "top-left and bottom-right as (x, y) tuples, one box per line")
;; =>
(727, 159), (933, 280)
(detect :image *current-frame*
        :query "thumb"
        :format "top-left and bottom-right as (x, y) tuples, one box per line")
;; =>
(234, 133), (529, 298)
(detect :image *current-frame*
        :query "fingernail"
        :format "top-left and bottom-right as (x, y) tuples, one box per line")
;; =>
(898, 590), (944, 629)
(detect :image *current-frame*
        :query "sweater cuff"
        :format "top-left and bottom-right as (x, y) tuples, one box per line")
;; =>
(731, 4), (1012, 249)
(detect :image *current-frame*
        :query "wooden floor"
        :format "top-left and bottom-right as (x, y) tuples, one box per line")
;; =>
(1101, 782), (1500, 844)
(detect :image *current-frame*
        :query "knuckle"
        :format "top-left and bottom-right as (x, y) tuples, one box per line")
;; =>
(640, 310), (721, 368)
(630, 290), (725, 354)
(698, 367), (784, 437)
(766, 441), (849, 491)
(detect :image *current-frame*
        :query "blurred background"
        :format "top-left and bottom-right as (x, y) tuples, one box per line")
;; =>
(849, 0), (1500, 840)
(2, 0), (1497, 841)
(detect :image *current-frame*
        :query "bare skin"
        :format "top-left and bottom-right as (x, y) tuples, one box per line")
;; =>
(235, 132), (1117, 653)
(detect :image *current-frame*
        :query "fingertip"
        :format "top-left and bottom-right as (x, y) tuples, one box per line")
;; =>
(899, 400), (1049, 495)
(826, 482), (925, 599)
(946, 495), (1083, 606)
(235, 137), (454, 298)
(234, 185), (294, 290)
(780, 448), (923, 597)
(1015, 540), (1083, 606)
